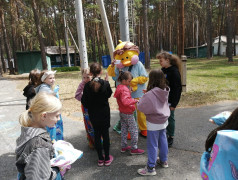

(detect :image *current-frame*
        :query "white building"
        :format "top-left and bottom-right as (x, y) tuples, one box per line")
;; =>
(213, 35), (238, 55)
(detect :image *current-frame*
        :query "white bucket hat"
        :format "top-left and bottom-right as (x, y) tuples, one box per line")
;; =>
(41, 70), (57, 82)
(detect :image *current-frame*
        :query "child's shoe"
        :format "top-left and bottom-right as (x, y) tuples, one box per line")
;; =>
(121, 146), (131, 153)
(104, 155), (114, 166)
(130, 148), (145, 155)
(137, 166), (156, 176)
(157, 158), (169, 168)
(98, 160), (104, 167)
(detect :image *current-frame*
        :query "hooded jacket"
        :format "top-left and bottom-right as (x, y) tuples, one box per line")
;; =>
(15, 127), (58, 180)
(23, 84), (36, 110)
(137, 87), (170, 124)
(35, 83), (53, 94)
(114, 84), (137, 114)
(81, 78), (112, 128)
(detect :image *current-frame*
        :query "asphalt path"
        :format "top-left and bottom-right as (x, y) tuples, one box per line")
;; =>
(1, 77), (238, 180)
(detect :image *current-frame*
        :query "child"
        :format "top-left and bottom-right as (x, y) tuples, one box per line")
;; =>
(16, 93), (63, 180)
(200, 107), (238, 179)
(81, 63), (113, 166)
(23, 69), (41, 110)
(75, 68), (95, 149)
(35, 70), (56, 94)
(157, 51), (182, 147)
(35, 70), (64, 141)
(137, 69), (170, 176)
(114, 71), (144, 155)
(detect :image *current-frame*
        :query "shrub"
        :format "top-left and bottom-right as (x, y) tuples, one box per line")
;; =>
(52, 66), (80, 72)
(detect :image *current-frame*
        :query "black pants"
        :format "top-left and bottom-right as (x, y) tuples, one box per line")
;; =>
(94, 126), (110, 161)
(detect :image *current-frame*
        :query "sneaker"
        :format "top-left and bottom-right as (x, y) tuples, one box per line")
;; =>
(121, 146), (131, 153)
(130, 148), (145, 155)
(167, 136), (174, 148)
(98, 160), (104, 167)
(104, 155), (114, 166)
(157, 158), (169, 168)
(113, 122), (121, 134)
(137, 166), (156, 176)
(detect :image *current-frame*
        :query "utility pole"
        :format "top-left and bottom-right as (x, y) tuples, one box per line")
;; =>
(118, 0), (130, 41)
(75, 0), (88, 69)
(63, 10), (71, 67)
(96, 0), (114, 60)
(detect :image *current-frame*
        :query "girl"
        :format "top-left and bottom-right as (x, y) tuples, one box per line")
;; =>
(81, 63), (113, 167)
(16, 93), (62, 180)
(114, 71), (144, 155)
(23, 69), (41, 110)
(137, 69), (170, 176)
(35, 70), (56, 94)
(35, 70), (64, 141)
(157, 52), (182, 147)
(75, 68), (95, 149)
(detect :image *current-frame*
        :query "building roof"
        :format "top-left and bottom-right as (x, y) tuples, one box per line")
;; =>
(45, 46), (76, 55)
(213, 35), (238, 44)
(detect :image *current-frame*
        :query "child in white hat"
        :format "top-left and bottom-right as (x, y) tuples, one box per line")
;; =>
(35, 70), (56, 94)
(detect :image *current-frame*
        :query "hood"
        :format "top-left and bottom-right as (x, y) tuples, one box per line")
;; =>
(15, 127), (47, 156)
(114, 84), (127, 98)
(34, 83), (50, 93)
(150, 87), (169, 103)
(23, 84), (33, 96)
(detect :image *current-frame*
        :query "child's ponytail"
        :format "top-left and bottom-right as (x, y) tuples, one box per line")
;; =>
(19, 110), (32, 127)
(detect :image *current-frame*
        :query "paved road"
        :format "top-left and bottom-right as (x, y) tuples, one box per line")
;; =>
(1, 77), (238, 180)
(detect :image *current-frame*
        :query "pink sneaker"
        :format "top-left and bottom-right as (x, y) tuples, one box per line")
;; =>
(121, 146), (131, 153)
(104, 155), (114, 166)
(98, 160), (104, 167)
(130, 148), (145, 155)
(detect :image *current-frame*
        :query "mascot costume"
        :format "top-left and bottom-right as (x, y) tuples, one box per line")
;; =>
(107, 40), (148, 137)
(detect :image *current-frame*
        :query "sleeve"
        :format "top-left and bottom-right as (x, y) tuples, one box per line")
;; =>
(107, 65), (116, 77)
(24, 148), (58, 180)
(106, 81), (113, 98)
(75, 81), (86, 101)
(138, 61), (148, 77)
(137, 94), (152, 114)
(169, 71), (182, 108)
(81, 84), (89, 109)
(120, 89), (137, 107)
(39, 85), (54, 94)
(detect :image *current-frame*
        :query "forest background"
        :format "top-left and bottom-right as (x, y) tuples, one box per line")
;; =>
(0, 0), (238, 75)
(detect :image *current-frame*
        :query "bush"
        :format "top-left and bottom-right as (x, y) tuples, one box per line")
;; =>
(52, 66), (80, 72)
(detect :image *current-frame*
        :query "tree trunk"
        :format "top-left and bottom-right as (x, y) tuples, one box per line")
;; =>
(177, 0), (184, 57)
(218, 0), (225, 56)
(206, 0), (213, 59)
(31, 0), (48, 69)
(226, 0), (233, 62)
(0, 27), (6, 73)
(142, 0), (150, 69)
(0, 8), (15, 74)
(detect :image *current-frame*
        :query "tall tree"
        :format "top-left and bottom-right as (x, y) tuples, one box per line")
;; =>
(31, 0), (48, 69)
(206, 0), (213, 59)
(177, 0), (184, 57)
(226, 0), (233, 62)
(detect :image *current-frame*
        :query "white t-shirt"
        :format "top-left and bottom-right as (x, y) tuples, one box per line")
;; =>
(146, 120), (168, 131)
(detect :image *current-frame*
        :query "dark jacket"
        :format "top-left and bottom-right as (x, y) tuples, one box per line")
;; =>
(23, 84), (36, 110)
(81, 78), (112, 129)
(162, 65), (182, 108)
(15, 127), (59, 180)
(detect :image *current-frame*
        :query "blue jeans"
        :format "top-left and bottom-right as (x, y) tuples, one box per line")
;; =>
(147, 129), (168, 168)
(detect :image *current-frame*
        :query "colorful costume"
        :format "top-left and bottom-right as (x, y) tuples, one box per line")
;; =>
(107, 41), (148, 136)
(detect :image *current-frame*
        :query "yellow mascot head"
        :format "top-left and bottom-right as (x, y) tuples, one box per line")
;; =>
(113, 40), (140, 68)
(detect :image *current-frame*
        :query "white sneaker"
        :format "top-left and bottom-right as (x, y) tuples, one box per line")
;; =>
(137, 166), (156, 176)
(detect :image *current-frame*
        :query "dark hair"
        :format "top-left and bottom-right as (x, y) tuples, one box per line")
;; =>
(205, 107), (238, 152)
(35, 70), (47, 87)
(117, 71), (133, 82)
(28, 69), (41, 87)
(156, 51), (181, 72)
(147, 69), (167, 91)
(90, 63), (102, 92)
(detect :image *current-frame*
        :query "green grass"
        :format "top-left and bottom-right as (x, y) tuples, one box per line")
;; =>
(150, 56), (238, 107)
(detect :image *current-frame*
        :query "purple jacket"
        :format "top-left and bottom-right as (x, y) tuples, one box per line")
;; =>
(75, 81), (86, 101)
(137, 87), (170, 124)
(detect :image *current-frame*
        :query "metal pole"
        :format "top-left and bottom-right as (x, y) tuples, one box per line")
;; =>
(63, 10), (71, 67)
(68, 27), (80, 53)
(75, 0), (88, 69)
(118, 0), (130, 41)
(96, 0), (114, 60)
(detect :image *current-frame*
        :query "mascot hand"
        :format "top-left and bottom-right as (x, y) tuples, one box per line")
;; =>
(136, 76), (148, 84)
(107, 65), (116, 77)
(130, 78), (139, 91)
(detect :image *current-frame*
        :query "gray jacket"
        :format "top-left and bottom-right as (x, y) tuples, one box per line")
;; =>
(35, 83), (53, 94)
(15, 127), (58, 180)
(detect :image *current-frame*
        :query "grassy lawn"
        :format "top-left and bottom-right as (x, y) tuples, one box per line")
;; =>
(4, 56), (238, 119)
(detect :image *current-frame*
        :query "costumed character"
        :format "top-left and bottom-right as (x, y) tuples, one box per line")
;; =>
(107, 40), (148, 137)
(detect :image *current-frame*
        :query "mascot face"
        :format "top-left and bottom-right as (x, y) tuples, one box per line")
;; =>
(114, 41), (139, 69)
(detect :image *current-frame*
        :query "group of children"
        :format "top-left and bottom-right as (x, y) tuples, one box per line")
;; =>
(16, 51), (182, 178)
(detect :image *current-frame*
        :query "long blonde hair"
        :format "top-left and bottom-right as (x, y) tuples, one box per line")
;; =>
(19, 93), (62, 127)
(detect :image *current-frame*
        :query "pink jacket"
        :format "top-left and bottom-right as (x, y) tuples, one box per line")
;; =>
(114, 84), (137, 114)
(75, 81), (86, 101)
(137, 87), (170, 124)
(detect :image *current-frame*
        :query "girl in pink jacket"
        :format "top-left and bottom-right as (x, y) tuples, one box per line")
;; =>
(114, 71), (144, 155)
(137, 69), (170, 176)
